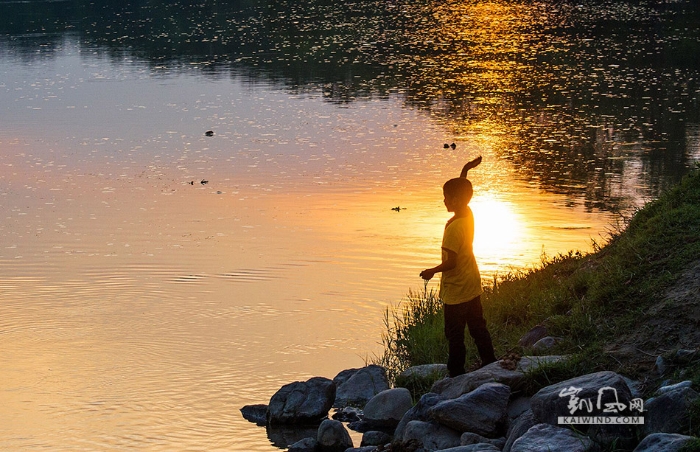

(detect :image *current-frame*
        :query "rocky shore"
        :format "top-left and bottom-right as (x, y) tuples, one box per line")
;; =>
(241, 351), (699, 452)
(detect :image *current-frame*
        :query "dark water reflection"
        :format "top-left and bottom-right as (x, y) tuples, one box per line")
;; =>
(2, 0), (699, 213)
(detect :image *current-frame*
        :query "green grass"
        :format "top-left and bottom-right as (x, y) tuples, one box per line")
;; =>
(374, 166), (700, 397)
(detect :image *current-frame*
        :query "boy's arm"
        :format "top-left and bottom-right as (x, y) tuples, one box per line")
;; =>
(420, 248), (457, 281)
(460, 156), (482, 178)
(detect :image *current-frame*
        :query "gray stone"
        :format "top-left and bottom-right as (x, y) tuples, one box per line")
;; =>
(334, 365), (389, 408)
(530, 371), (633, 426)
(431, 356), (565, 399)
(268, 377), (336, 425)
(518, 325), (547, 348)
(317, 419), (353, 452)
(656, 355), (668, 376)
(288, 437), (318, 452)
(507, 396), (531, 420)
(657, 380), (693, 395)
(429, 382), (510, 437)
(510, 423), (600, 452)
(240, 404), (268, 425)
(402, 420), (462, 451)
(633, 433), (696, 452)
(644, 386), (700, 435)
(503, 410), (535, 452)
(460, 431), (506, 448)
(531, 336), (560, 354)
(363, 388), (413, 428)
(394, 392), (446, 440)
(361, 430), (392, 447)
(436, 445), (501, 452)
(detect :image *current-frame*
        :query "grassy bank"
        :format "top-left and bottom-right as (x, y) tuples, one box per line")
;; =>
(374, 166), (700, 433)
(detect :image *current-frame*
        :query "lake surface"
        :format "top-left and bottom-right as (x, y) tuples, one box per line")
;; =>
(1, 0), (698, 450)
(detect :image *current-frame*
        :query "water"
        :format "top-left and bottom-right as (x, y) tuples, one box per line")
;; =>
(1, 0), (698, 450)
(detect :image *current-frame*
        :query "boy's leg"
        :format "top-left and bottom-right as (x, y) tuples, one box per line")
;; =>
(464, 296), (497, 366)
(444, 302), (469, 377)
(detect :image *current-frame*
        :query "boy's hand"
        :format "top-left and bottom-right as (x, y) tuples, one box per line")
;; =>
(420, 269), (435, 281)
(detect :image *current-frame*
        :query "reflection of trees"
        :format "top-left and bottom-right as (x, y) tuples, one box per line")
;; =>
(1, 0), (698, 211)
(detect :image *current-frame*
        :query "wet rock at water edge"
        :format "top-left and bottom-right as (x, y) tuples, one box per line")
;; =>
(240, 404), (268, 426)
(317, 419), (353, 452)
(268, 376), (336, 425)
(288, 437), (318, 452)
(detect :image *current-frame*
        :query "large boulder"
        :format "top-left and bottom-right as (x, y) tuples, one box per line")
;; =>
(428, 382), (510, 437)
(268, 377), (336, 425)
(333, 365), (389, 407)
(503, 410), (536, 452)
(317, 419), (353, 452)
(363, 388), (413, 428)
(400, 420), (462, 451)
(431, 356), (565, 399)
(510, 423), (600, 452)
(288, 437), (318, 452)
(530, 371), (634, 426)
(393, 392), (446, 440)
(644, 386), (700, 435)
(460, 432), (506, 449)
(633, 433), (697, 452)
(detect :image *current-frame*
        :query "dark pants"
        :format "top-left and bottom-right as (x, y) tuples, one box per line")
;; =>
(444, 296), (496, 377)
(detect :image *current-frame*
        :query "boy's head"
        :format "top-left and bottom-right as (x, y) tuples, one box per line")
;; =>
(443, 177), (473, 211)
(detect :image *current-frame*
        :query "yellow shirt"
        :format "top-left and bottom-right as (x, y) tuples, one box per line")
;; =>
(439, 209), (483, 305)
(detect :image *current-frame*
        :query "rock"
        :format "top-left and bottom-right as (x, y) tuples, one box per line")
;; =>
(332, 406), (362, 423)
(506, 396), (531, 420)
(267, 424), (320, 450)
(346, 448), (379, 452)
(633, 433), (696, 452)
(401, 420), (462, 451)
(518, 325), (547, 348)
(531, 336), (560, 354)
(435, 445), (501, 452)
(268, 377), (336, 425)
(530, 371), (633, 426)
(317, 419), (353, 452)
(361, 430), (392, 447)
(644, 386), (700, 435)
(399, 364), (450, 380)
(460, 431), (506, 448)
(429, 382), (510, 437)
(288, 437), (318, 452)
(510, 423), (600, 452)
(334, 365), (389, 408)
(431, 356), (564, 399)
(674, 349), (698, 363)
(394, 392), (446, 440)
(363, 388), (413, 428)
(656, 356), (668, 375)
(503, 410), (536, 452)
(656, 380), (693, 395)
(240, 404), (268, 426)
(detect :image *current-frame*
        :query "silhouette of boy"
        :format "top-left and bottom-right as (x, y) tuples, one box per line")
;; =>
(420, 156), (496, 377)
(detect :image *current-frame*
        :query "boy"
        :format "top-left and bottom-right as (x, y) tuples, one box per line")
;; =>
(420, 158), (496, 377)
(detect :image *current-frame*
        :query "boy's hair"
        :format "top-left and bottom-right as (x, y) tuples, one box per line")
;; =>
(443, 177), (473, 204)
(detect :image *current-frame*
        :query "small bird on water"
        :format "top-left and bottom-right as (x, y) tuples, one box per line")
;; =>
(205, 130), (214, 137)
